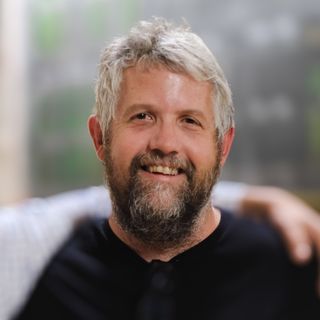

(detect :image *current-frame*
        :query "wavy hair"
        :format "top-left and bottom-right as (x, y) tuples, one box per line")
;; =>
(94, 17), (234, 140)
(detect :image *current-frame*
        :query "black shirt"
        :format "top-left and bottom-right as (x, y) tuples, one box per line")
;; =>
(16, 210), (320, 320)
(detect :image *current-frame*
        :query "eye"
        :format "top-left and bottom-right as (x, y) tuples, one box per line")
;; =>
(133, 112), (153, 121)
(183, 116), (201, 127)
(137, 113), (149, 119)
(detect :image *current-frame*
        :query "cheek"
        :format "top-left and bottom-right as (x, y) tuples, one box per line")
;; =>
(187, 137), (218, 170)
(110, 130), (146, 174)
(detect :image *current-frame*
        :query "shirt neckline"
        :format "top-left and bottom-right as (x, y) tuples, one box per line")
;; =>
(100, 209), (231, 265)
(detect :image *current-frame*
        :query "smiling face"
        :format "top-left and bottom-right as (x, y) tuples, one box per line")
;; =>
(89, 66), (234, 249)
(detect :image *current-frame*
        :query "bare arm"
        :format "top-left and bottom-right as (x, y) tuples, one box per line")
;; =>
(239, 186), (320, 264)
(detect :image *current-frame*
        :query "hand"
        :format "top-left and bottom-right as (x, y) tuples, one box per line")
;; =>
(240, 186), (320, 292)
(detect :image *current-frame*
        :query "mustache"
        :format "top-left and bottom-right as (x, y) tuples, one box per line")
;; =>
(130, 150), (195, 181)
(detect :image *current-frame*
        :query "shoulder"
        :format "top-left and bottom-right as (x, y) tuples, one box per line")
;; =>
(35, 217), (113, 292)
(52, 217), (110, 262)
(218, 209), (287, 257)
(215, 209), (317, 280)
(14, 218), (120, 319)
(218, 209), (319, 298)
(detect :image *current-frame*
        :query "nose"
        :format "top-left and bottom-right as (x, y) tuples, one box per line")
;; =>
(148, 121), (181, 155)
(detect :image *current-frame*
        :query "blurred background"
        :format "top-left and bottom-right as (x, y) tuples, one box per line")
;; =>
(0, 0), (319, 209)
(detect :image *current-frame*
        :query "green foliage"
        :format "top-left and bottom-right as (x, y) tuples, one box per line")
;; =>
(306, 108), (320, 157)
(32, 9), (65, 55)
(31, 86), (102, 195)
(295, 190), (320, 212)
(306, 65), (320, 158)
(307, 65), (320, 97)
(86, 1), (110, 39)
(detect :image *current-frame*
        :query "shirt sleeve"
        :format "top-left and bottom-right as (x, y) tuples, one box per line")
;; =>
(212, 181), (249, 212)
(0, 186), (110, 320)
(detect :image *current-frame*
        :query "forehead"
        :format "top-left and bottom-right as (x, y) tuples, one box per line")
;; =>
(117, 66), (214, 115)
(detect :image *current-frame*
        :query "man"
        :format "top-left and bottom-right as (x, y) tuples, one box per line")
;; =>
(16, 18), (320, 319)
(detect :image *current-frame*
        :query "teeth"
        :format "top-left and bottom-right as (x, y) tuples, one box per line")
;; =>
(147, 165), (178, 175)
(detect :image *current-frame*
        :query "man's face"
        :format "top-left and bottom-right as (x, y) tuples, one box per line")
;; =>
(90, 66), (233, 248)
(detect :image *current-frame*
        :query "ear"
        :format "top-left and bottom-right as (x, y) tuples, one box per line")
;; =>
(219, 127), (235, 166)
(88, 115), (105, 161)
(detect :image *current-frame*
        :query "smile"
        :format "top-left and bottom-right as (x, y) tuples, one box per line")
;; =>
(141, 165), (181, 176)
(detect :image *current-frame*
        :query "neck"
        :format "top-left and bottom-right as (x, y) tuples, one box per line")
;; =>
(108, 206), (221, 262)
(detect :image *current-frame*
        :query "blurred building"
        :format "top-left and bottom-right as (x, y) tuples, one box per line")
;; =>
(0, 0), (29, 203)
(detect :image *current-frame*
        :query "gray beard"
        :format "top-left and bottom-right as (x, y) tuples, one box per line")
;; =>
(105, 150), (221, 251)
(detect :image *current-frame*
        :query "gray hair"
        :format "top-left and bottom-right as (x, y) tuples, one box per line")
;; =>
(95, 17), (234, 140)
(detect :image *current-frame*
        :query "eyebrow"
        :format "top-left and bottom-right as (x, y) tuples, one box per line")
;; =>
(179, 109), (207, 118)
(124, 103), (153, 112)
(122, 104), (207, 119)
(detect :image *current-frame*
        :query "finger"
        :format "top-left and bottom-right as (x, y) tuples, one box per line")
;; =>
(275, 222), (312, 264)
(292, 242), (312, 264)
(308, 217), (320, 255)
(308, 219), (320, 297)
